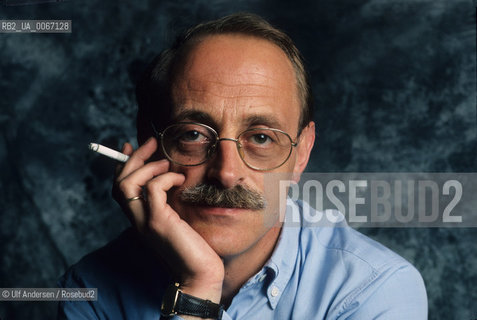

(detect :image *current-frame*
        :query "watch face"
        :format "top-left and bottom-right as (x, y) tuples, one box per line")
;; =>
(160, 283), (180, 316)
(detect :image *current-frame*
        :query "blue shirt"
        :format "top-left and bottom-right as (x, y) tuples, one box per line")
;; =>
(58, 200), (427, 319)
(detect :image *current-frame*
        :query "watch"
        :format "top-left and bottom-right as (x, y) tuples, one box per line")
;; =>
(160, 282), (224, 319)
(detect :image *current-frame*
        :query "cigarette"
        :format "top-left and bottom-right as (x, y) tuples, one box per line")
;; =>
(88, 143), (129, 163)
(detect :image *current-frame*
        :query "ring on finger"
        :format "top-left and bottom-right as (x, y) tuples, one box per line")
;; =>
(127, 195), (144, 202)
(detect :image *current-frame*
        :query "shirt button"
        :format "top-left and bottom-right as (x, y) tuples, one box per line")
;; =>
(271, 286), (280, 297)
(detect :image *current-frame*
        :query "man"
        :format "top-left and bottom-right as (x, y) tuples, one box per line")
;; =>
(58, 13), (427, 319)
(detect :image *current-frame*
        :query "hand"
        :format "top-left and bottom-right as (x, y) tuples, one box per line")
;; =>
(112, 137), (224, 303)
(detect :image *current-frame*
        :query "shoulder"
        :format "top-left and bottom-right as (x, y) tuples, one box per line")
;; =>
(294, 201), (427, 318)
(295, 200), (412, 270)
(60, 227), (169, 288)
(60, 229), (133, 282)
(58, 228), (169, 319)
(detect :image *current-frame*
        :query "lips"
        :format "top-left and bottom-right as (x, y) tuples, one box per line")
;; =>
(193, 204), (250, 217)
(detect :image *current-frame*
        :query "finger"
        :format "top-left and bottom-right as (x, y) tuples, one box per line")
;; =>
(124, 193), (147, 228)
(117, 159), (170, 200)
(129, 171), (184, 232)
(145, 172), (186, 228)
(118, 137), (158, 181)
(114, 142), (134, 177)
(117, 160), (174, 229)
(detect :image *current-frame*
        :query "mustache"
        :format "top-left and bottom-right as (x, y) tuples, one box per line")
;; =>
(180, 183), (266, 210)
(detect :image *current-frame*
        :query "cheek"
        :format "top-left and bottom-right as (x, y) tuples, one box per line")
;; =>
(283, 151), (299, 172)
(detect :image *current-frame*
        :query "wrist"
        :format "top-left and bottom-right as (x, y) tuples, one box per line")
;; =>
(180, 279), (223, 304)
(161, 283), (224, 320)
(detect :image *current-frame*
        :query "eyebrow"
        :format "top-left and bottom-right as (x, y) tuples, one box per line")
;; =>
(243, 114), (283, 129)
(172, 110), (217, 128)
(172, 110), (285, 131)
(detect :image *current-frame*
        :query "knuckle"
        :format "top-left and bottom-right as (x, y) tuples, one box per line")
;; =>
(117, 179), (129, 194)
(145, 180), (156, 194)
(145, 178), (162, 193)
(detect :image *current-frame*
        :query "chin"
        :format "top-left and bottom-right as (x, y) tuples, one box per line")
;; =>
(171, 200), (279, 258)
(184, 212), (267, 259)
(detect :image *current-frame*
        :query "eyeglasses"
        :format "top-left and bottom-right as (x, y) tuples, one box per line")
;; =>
(152, 122), (298, 171)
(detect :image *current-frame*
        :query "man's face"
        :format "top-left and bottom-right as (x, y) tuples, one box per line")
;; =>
(165, 34), (313, 259)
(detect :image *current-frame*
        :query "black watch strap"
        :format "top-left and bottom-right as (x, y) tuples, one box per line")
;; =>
(175, 291), (224, 319)
(161, 283), (224, 319)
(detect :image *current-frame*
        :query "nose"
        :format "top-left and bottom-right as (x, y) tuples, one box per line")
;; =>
(206, 138), (245, 188)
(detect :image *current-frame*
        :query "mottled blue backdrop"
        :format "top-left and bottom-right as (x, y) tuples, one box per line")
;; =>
(0, 0), (475, 319)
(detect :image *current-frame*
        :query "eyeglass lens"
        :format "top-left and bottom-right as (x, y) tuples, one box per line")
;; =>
(161, 123), (293, 170)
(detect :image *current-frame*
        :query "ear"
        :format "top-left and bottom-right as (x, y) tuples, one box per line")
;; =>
(291, 121), (315, 183)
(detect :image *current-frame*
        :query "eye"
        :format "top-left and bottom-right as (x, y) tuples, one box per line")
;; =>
(250, 133), (272, 145)
(182, 130), (200, 141)
(179, 130), (208, 142)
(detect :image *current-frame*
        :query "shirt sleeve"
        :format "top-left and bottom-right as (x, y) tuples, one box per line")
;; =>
(342, 264), (428, 320)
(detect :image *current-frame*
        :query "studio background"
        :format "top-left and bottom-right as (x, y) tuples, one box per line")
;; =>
(0, 0), (475, 319)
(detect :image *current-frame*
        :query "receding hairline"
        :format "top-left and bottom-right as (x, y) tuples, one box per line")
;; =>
(170, 32), (299, 90)
(136, 13), (313, 145)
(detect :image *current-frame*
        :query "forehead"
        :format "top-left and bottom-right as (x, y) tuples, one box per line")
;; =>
(170, 34), (300, 132)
